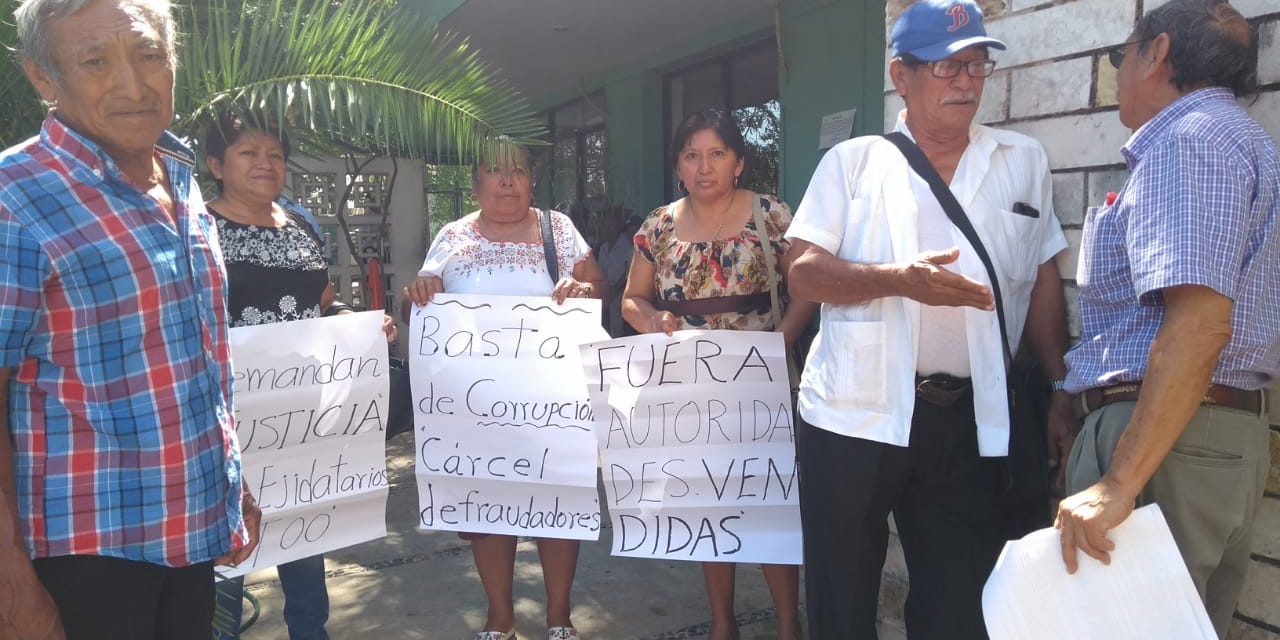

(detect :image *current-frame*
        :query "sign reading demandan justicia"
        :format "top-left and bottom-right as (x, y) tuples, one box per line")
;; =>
(582, 330), (802, 565)
(409, 293), (604, 540)
(222, 311), (391, 578)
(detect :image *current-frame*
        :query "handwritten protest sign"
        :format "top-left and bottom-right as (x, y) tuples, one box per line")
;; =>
(222, 311), (390, 577)
(582, 330), (801, 564)
(409, 294), (605, 540)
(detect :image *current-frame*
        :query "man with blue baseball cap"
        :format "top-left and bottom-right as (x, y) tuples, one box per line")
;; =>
(786, 0), (1072, 637)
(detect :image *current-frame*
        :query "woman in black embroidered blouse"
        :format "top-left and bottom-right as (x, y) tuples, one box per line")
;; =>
(204, 115), (395, 640)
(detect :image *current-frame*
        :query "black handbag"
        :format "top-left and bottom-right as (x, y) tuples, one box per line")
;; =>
(1004, 358), (1053, 533)
(881, 133), (1052, 530)
(384, 354), (414, 440)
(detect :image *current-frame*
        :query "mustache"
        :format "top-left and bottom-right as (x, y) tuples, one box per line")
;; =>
(109, 104), (161, 114)
(940, 92), (979, 106)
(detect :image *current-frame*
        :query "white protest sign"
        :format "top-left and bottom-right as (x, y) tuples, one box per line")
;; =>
(223, 311), (390, 578)
(582, 330), (801, 564)
(982, 504), (1215, 640)
(409, 294), (604, 540)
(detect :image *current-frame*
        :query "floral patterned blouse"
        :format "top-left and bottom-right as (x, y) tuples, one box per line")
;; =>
(634, 192), (792, 332)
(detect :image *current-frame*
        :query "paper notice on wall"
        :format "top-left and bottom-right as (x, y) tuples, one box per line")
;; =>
(582, 330), (802, 565)
(818, 108), (857, 149)
(222, 311), (391, 578)
(982, 504), (1215, 640)
(409, 294), (605, 540)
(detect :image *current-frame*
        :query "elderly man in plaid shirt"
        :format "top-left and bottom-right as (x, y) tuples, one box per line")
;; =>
(0, 0), (261, 638)
(1057, 0), (1279, 636)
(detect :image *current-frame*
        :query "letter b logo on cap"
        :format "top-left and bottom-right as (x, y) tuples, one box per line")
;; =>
(946, 4), (971, 32)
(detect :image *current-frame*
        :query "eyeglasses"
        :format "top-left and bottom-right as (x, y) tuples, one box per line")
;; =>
(1108, 36), (1156, 69)
(911, 58), (998, 79)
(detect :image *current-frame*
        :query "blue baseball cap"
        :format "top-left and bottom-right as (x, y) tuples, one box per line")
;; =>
(891, 0), (1007, 62)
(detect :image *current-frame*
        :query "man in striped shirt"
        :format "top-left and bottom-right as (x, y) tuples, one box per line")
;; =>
(0, 0), (261, 638)
(1057, 1), (1279, 635)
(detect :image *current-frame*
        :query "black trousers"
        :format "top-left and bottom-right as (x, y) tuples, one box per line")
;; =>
(33, 554), (215, 640)
(797, 394), (1004, 639)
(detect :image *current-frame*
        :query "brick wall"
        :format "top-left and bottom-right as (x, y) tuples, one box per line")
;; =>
(880, 1), (1280, 638)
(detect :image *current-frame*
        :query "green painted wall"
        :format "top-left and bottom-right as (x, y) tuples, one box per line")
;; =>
(592, 8), (777, 217)
(595, 0), (884, 218)
(777, 0), (886, 207)
(604, 74), (666, 216)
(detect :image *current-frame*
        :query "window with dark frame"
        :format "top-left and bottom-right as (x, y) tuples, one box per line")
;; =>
(533, 92), (608, 243)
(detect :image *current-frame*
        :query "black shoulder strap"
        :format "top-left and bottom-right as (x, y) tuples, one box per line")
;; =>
(538, 208), (559, 284)
(881, 132), (1011, 362)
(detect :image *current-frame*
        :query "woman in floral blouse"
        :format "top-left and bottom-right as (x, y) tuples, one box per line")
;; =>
(622, 109), (816, 640)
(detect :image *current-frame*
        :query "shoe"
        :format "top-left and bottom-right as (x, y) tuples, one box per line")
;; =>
(475, 631), (517, 640)
(547, 627), (579, 640)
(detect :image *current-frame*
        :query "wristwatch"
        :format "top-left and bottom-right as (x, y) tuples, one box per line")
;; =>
(1050, 379), (1067, 392)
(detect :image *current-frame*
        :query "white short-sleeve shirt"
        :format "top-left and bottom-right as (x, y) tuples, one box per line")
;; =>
(785, 113), (1067, 456)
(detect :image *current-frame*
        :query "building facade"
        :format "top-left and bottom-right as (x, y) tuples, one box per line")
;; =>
(420, 0), (1280, 636)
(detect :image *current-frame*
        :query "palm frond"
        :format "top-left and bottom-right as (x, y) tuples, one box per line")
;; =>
(176, 0), (547, 162)
(0, 0), (547, 160)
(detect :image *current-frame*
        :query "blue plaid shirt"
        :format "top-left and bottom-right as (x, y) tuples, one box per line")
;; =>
(0, 114), (246, 566)
(1066, 88), (1280, 393)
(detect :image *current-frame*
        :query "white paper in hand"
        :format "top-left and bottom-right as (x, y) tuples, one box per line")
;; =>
(982, 504), (1215, 640)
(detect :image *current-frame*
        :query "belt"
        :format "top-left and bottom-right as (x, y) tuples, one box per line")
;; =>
(1079, 382), (1262, 417)
(915, 373), (972, 407)
(656, 292), (771, 317)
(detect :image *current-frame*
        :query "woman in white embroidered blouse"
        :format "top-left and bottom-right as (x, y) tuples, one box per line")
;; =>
(401, 144), (606, 640)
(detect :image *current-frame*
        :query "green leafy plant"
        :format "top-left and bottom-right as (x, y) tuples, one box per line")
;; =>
(178, 0), (545, 161)
(0, 0), (546, 161)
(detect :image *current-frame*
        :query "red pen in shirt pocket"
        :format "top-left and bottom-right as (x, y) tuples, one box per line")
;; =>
(1105, 192), (1118, 206)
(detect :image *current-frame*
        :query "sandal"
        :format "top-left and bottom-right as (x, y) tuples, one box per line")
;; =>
(475, 631), (517, 640)
(547, 627), (580, 640)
